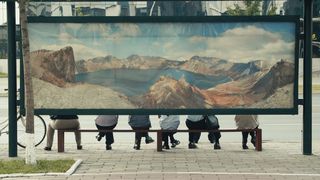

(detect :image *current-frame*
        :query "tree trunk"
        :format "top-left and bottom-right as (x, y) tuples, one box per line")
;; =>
(19, 0), (36, 165)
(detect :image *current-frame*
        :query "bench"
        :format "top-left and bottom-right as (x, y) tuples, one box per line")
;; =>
(57, 128), (262, 152)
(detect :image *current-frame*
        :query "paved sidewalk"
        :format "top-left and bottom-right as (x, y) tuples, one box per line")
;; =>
(1, 141), (320, 180)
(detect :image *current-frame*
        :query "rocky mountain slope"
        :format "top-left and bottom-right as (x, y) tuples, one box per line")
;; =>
(135, 76), (210, 108)
(249, 59), (295, 99)
(30, 46), (295, 109)
(75, 53), (272, 82)
(135, 59), (295, 108)
(30, 46), (75, 87)
(33, 78), (135, 109)
(76, 55), (184, 73)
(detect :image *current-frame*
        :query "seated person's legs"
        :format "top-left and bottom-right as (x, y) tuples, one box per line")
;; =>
(242, 131), (249, 149)
(44, 121), (55, 151)
(169, 132), (180, 148)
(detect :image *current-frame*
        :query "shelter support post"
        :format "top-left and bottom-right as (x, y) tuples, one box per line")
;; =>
(7, 0), (17, 157)
(303, 0), (313, 155)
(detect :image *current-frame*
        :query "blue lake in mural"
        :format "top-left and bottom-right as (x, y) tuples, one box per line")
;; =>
(76, 68), (231, 96)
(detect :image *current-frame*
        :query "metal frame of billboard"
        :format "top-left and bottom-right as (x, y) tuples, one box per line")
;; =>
(26, 15), (300, 115)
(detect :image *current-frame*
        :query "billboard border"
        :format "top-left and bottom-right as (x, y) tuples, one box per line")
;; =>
(27, 15), (300, 115)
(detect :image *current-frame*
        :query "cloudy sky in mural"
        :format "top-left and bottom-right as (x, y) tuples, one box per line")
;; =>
(29, 22), (296, 62)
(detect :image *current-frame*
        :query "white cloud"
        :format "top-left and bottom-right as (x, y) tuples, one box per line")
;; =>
(187, 25), (295, 63)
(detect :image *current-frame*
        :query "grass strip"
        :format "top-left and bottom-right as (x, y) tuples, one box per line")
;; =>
(0, 159), (75, 174)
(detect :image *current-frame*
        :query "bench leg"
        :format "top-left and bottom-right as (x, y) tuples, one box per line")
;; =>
(255, 129), (262, 151)
(57, 130), (65, 153)
(157, 131), (162, 152)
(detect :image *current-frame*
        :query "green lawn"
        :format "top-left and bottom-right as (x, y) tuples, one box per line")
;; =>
(0, 159), (75, 174)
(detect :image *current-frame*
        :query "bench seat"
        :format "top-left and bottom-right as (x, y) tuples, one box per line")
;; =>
(57, 128), (262, 152)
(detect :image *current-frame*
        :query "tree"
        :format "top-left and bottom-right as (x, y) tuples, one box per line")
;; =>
(19, 0), (36, 165)
(226, 0), (277, 16)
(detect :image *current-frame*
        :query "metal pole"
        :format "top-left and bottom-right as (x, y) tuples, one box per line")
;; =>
(303, 0), (313, 155)
(7, 0), (17, 157)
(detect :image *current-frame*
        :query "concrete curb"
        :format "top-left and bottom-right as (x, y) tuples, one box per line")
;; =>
(65, 159), (83, 175)
(0, 159), (82, 178)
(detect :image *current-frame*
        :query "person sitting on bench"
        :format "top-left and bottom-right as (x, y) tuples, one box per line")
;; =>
(95, 115), (118, 150)
(203, 115), (221, 150)
(186, 115), (205, 149)
(128, 115), (154, 150)
(158, 115), (180, 149)
(234, 115), (259, 150)
(44, 115), (82, 151)
(186, 115), (221, 150)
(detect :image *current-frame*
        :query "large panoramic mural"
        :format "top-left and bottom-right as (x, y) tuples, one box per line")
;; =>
(28, 19), (297, 111)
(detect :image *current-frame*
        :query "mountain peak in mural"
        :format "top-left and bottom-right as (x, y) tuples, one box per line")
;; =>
(30, 46), (75, 87)
(134, 76), (209, 109)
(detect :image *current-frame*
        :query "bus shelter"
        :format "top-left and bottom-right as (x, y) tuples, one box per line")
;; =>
(4, 0), (314, 156)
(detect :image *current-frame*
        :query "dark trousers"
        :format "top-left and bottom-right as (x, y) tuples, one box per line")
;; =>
(186, 119), (205, 143)
(95, 124), (117, 145)
(207, 124), (221, 143)
(162, 131), (177, 145)
(208, 131), (221, 143)
(131, 126), (150, 142)
(242, 131), (255, 144)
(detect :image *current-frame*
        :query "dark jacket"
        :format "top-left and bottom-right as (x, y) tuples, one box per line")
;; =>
(50, 115), (78, 120)
(128, 115), (151, 128)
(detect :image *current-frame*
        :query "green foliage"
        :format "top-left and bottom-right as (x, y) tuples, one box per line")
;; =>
(244, 1), (261, 16)
(226, 4), (246, 16)
(0, 159), (75, 174)
(75, 7), (84, 16)
(0, 72), (7, 78)
(226, 0), (277, 16)
(267, 5), (278, 15)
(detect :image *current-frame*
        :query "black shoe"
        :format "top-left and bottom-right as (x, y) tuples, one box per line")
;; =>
(96, 134), (102, 141)
(133, 144), (140, 150)
(145, 136), (154, 144)
(214, 143), (221, 150)
(134, 139), (141, 150)
(77, 145), (83, 150)
(188, 142), (197, 149)
(251, 139), (256, 147)
(173, 139), (180, 145)
(162, 143), (170, 149)
(106, 144), (112, 150)
(44, 147), (51, 151)
(242, 144), (249, 149)
(171, 139), (180, 148)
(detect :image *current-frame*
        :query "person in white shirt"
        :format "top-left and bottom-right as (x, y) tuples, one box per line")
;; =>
(234, 115), (259, 149)
(95, 115), (118, 150)
(159, 115), (180, 149)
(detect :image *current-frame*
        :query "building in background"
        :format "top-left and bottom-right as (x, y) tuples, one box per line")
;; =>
(2, 1), (320, 59)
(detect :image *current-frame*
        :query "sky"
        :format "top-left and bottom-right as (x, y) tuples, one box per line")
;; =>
(28, 22), (296, 63)
(0, 2), (20, 25)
